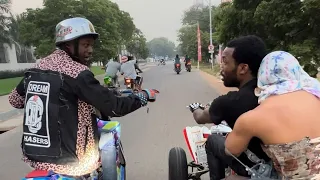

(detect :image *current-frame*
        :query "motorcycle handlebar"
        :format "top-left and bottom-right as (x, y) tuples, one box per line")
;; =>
(118, 89), (134, 94)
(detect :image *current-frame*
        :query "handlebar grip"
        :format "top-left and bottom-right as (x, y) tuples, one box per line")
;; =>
(119, 89), (134, 94)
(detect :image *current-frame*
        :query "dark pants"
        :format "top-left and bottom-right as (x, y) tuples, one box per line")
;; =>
(112, 75), (119, 87)
(205, 134), (252, 180)
(135, 76), (143, 89)
(134, 63), (143, 73)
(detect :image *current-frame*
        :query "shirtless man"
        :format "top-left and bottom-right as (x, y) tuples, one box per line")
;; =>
(225, 51), (320, 179)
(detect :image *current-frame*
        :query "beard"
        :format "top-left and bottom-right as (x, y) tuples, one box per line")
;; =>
(76, 56), (93, 67)
(60, 47), (92, 67)
(221, 68), (240, 88)
(83, 58), (93, 67)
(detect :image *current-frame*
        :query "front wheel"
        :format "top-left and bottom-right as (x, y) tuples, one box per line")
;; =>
(101, 143), (117, 180)
(100, 134), (126, 180)
(169, 147), (188, 180)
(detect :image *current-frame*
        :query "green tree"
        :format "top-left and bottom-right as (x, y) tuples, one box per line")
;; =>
(7, 14), (24, 55)
(212, 0), (320, 74)
(212, 2), (239, 44)
(18, 0), (136, 62)
(177, 25), (212, 61)
(254, 0), (303, 50)
(0, 0), (12, 44)
(182, 5), (215, 32)
(289, 0), (320, 72)
(178, 5), (218, 61)
(126, 28), (149, 59)
(147, 37), (175, 57)
(118, 11), (135, 44)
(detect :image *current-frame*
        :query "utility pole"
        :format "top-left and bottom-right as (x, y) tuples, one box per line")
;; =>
(209, 0), (214, 70)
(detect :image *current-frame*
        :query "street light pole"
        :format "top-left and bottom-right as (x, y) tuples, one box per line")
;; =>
(209, 0), (214, 69)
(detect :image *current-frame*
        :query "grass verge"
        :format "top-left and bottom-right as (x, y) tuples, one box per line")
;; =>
(0, 77), (23, 96)
(0, 66), (105, 96)
(90, 66), (105, 76)
(192, 61), (220, 77)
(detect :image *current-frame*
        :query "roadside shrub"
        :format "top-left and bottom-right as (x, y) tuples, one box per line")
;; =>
(0, 69), (26, 79)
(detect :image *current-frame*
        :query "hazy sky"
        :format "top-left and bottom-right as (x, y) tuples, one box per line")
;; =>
(11, 0), (221, 44)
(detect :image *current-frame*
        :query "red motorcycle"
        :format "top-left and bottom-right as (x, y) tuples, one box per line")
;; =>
(124, 75), (143, 92)
(175, 64), (181, 74)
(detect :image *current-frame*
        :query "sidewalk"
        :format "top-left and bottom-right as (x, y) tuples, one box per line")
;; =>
(0, 115), (23, 131)
(0, 95), (13, 113)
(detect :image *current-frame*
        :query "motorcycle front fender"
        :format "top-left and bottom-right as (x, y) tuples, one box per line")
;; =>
(99, 132), (115, 150)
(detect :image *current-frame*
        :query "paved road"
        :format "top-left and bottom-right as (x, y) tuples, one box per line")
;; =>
(0, 62), (220, 180)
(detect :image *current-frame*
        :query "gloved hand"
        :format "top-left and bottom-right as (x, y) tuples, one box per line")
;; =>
(135, 89), (159, 106)
(142, 89), (159, 102)
(188, 102), (205, 113)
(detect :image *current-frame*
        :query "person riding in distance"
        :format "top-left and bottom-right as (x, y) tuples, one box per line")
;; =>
(127, 55), (143, 74)
(225, 51), (320, 179)
(120, 55), (137, 79)
(185, 55), (191, 69)
(188, 35), (270, 180)
(105, 58), (121, 86)
(120, 55), (143, 88)
(8, 17), (158, 177)
(174, 54), (181, 68)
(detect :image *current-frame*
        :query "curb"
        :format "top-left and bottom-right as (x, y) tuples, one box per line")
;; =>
(0, 109), (23, 122)
(0, 63), (153, 122)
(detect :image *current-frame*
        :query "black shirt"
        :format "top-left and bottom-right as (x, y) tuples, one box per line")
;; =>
(209, 78), (270, 161)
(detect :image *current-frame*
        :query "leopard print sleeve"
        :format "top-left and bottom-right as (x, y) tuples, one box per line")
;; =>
(8, 88), (25, 109)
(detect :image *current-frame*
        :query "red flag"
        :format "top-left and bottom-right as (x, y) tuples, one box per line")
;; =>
(219, 45), (222, 64)
(197, 22), (202, 62)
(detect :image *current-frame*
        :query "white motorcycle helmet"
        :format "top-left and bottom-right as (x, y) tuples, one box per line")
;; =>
(55, 17), (99, 45)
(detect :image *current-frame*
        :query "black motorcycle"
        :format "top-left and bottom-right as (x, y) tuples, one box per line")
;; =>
(158, 59), (166, 66)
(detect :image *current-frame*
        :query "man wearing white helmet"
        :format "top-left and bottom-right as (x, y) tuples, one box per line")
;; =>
(8, 17), (158, 177)
(120, 55), (143, 87)
(120, 55), (137, 79)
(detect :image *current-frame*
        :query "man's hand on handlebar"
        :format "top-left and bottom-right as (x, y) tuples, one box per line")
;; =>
(142, 89), (159, 102)
(134, 89), (160, 106)
(116, 88), (159, 106)
(188, 102), (205, 113)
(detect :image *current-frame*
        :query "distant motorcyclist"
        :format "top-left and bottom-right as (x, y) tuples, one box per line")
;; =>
(120, 55), (136, 77)
(184, 55), (191, 69)
(129, 56), (143, 74)
(120, 55), (142, 89)
(158, 59), (165, 66)
(104, 58), (121, 86)
(174, 54), (181, 67)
